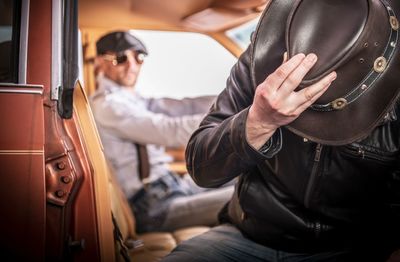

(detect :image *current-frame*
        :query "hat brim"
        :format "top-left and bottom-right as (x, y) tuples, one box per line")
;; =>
(251, 0), (400, 145)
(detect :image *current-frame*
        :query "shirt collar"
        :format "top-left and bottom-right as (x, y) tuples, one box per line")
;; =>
(97, 75), (124, 93)
(94, 75), (141, 100)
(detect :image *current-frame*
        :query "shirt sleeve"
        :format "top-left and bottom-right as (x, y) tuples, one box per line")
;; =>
(90, 94), (205, 147)
(145, 96), (216, 117)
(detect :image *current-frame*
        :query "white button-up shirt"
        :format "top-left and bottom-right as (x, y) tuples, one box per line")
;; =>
(90, 76), (215, 198)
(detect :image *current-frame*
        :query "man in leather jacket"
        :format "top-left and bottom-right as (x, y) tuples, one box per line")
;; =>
(162, 1), (400, 260)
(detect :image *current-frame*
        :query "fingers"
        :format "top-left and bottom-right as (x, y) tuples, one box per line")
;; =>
(282, 52), (288, 63)
(294, 85), (329, 115)
(293, 71), (337, 114)
(278, 53), (318, 96)
(263, 53), (305, 90)
(254, 52), (336, 127)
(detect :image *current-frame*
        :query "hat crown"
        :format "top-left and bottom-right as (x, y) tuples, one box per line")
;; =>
(287, 0), (392, 105)
(96, 31), (148, 55)
(288, 0), (368, 82)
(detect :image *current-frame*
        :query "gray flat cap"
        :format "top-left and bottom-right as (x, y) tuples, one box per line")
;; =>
(96, 31), (148, 55)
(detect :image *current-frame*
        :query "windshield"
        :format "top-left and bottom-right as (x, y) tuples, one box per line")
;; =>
(132, 30), (237, 98)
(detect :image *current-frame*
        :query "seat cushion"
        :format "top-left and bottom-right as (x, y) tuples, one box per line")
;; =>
(131, 226), (210, 262)
(131, 249), (172, 262)
(137, 232), (177, 251)
(173, 226), (210, 244)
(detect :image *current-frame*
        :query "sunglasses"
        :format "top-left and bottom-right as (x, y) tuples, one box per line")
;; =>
(103, 52), (145, 66)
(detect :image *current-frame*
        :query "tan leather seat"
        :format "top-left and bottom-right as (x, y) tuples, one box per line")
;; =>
(173, 227), (210, 244)
(107, 162), (210, 262)
(73, 81), (209, 262)
(131, 226), (210, 262)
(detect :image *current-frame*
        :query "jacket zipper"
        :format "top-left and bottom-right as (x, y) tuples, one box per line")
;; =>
(304, 143), (323, 208)
(315, 221), (321, 238)
(345, 145), (396, 162)
(305, 143), (323, 238)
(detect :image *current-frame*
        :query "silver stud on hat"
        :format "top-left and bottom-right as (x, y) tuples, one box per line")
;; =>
(331, 98), (348, 110)
(373, 56), (387, 73)
(390, 16), (399, 30)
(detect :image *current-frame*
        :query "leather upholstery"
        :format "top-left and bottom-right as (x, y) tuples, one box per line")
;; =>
(108, 163), (210, 262)
(132, 227), (210, 262)
(172, 226), (210, 244)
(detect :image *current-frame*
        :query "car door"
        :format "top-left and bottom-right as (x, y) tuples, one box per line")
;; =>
(0, 0), (46, 260)
(0, 0), (116, 261)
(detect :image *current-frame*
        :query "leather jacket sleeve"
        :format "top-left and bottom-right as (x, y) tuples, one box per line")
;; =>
(185, 46), (282, 188)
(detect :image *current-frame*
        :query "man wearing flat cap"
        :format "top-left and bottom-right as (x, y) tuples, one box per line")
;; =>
(90, 30), (234, 233)
(163, 0), (400, 261)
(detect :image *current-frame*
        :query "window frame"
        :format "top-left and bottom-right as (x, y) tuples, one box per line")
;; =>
(0, 0), (22, 84)
(18, 0), (29, 84)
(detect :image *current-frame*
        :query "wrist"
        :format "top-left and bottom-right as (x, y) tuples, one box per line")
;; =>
(246, 109), (277, 149)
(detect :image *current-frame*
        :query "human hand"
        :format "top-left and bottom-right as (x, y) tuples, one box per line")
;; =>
(246, 53), (337, 149)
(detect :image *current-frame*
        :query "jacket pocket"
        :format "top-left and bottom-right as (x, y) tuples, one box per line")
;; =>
(341, 143), (398, 166)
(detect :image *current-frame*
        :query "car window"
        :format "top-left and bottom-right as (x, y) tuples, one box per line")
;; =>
(226, 18), (260, 50)
(0, 0), (20, 83)
(132, 30), (237, 99)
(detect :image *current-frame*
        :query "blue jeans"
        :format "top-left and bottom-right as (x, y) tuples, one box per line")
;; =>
(161, 224), (384, 262)
(130, 173), (234, 233)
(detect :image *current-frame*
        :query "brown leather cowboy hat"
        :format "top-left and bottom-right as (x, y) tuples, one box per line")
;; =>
(251, 0), (400, 145)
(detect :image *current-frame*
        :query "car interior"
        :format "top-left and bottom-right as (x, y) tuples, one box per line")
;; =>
(0, 0), (267, 261)
(4, 0), (400, 261)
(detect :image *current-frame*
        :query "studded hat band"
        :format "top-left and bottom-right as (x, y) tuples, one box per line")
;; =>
(310, 0), (398, 112)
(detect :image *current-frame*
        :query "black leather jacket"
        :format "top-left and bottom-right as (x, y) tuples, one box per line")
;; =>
(186, 46), (400, 255)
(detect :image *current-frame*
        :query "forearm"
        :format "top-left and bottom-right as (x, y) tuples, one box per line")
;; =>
(93, 102), (204, 147)
(116, 113), (203, 147)
(187, 109), (255, 187)
(186, 106), (281, 188)
(147, 96), (216, 116)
